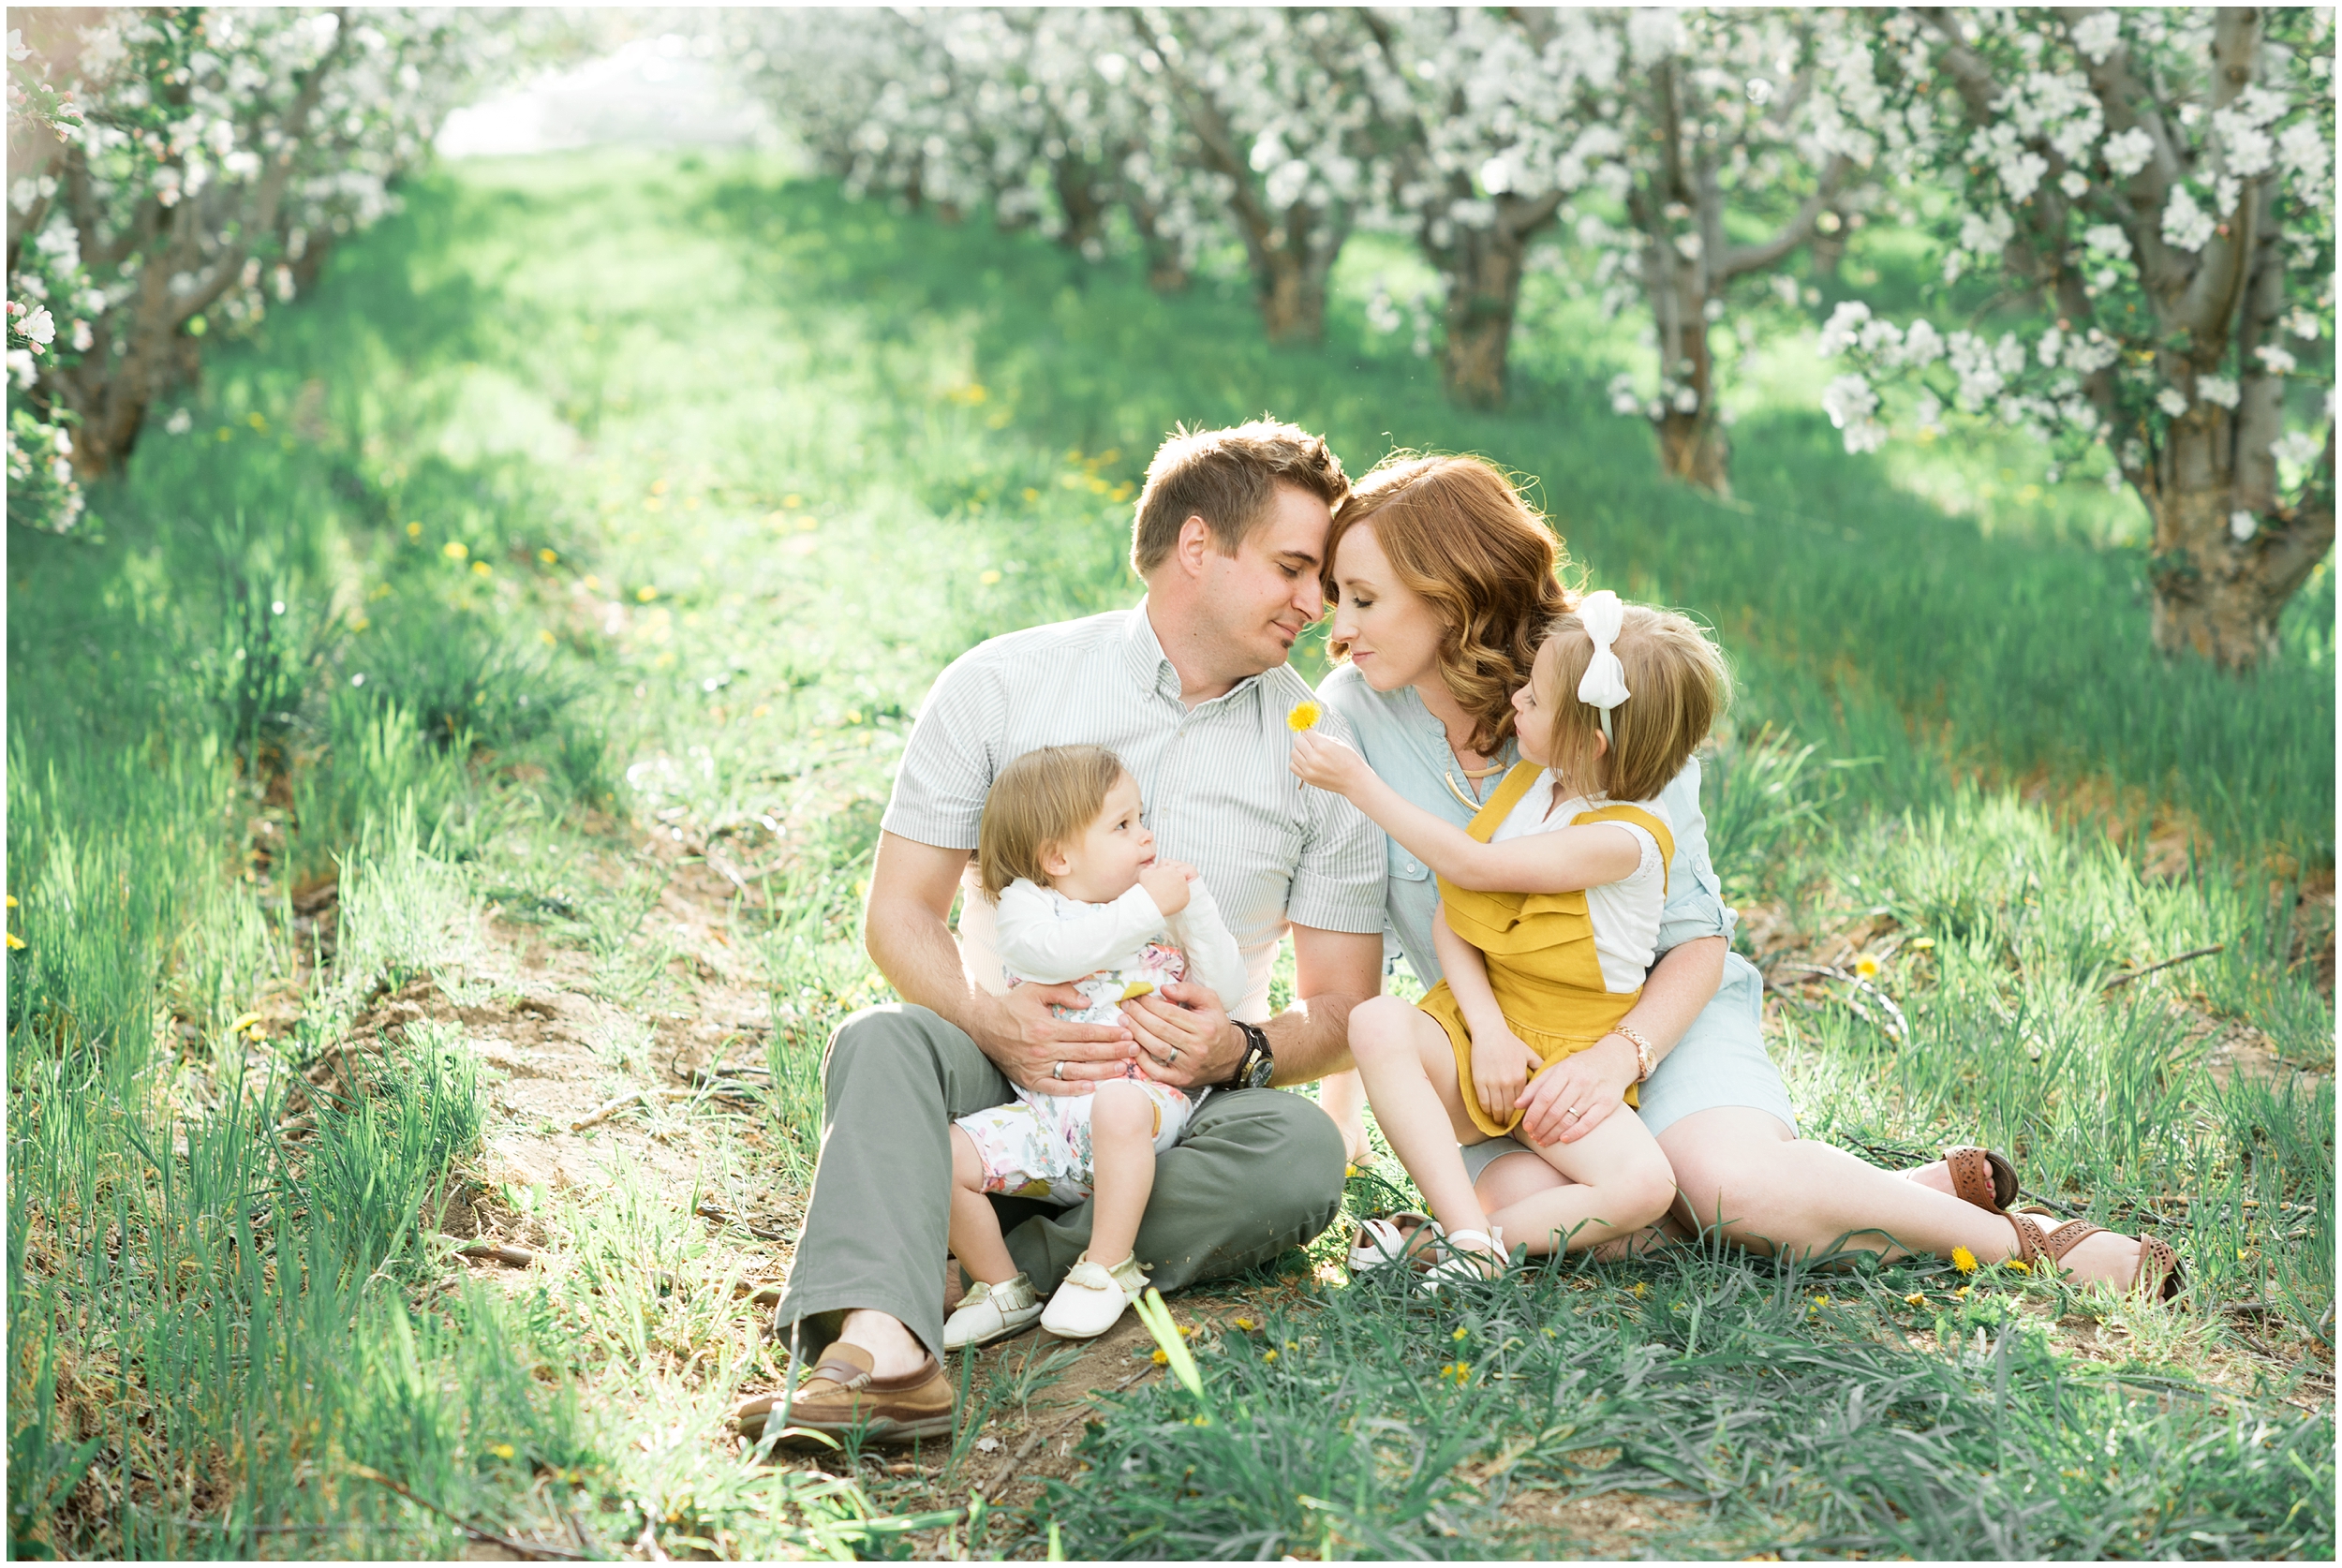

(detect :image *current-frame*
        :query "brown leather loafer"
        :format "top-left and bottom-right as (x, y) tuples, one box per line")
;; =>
(732, 1342), (955, 1444)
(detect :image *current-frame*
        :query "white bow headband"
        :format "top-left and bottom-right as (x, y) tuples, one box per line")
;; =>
(1575, 590), (1630, 743)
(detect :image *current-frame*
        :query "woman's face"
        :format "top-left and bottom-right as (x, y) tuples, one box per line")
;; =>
(1327, 525), (1447, 694)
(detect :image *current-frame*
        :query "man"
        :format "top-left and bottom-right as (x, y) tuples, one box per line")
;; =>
(735, 420), (1387, 1442)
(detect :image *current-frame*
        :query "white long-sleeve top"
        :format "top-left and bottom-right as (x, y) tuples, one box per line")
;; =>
(990, 875), (1249, 1013)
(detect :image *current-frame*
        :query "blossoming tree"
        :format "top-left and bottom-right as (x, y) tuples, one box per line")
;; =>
(6, 7), (541, 531)
(1127, 7), (1381, 343)
(1815, 7), (2334, 669)
(1573, 7), (1874, 488)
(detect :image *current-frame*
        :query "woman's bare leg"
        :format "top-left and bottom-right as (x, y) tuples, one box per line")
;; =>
(948, 1127), (1018, 1286)
(1347, 997), (1497, 1251)
(1657, 1107), (2148, 1283)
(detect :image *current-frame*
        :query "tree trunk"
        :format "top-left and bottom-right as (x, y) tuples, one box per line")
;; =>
(1124, 189), (1188, 293)
(1051, 156), (1109, 255)
(1656, 412), (1732, 492)
(1439, 226), (1528, 409)
(2144, 482), (2334, 670)
(1256, 250), (1324, 341)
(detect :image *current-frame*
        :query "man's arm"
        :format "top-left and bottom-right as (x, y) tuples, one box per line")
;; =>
(1264, 923), (1383, 1086)
(864, 830), (1135, 1092)
(1118, 921), (1382, 1089)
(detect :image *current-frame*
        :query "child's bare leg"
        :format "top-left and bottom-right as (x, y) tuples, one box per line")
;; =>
(1085, 1080), (1158, 1265)
(1347, 996), (1496, 1251)
(1474, 1151), (1667, 1261)
(1490, 1108), (1677, 1256)
(1317, 1069), (1371, 1166)
(948, 1127), (1018, 1285)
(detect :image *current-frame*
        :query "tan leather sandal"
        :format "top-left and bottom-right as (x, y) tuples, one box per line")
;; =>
(2008, 1208), (2184, 1302)
(1943, 1146), (2019, 1213)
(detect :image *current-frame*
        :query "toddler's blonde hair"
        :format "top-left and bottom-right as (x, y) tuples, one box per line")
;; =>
(1537, 603), (1731, 803)
(977, 744), (1130, 902)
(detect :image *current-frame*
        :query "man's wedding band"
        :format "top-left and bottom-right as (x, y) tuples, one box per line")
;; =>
(1052, 1060), (1065, 1080)
(1164, 1045), (1180, 1062)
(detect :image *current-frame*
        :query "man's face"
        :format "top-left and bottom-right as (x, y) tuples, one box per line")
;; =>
(1196, 483), (1334, 676)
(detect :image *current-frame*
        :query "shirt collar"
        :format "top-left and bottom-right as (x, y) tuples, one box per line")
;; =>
(1122, 600), (1183, 702)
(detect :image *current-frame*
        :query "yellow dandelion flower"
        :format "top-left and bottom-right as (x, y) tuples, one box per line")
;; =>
(1150, 1348), (1168, 1366)
(441, 540), (467, 561)
(635, 585), (658, 602)
(1287, 701), (1323, 732)
(1630, 1280), (1648, 1298)
(1232, 1317), (1257, 1332)
(583, 574), (601, 591)
(5, 933), (22, 951)
(538, 548), (557, 565)
(1908, 938), (1935, 951)
(1451, 1325), (1469, 1341)
(1952, 1285), (1971, 1300)
(2004, 1259), (2029, 1275)
(1904, 1294), (1925, 1306)
(6, 895), (16, 907)
(1440, 1361), (1471, 1384)
(490, 1443), (515, 1460)
(1344, 1164), (1356, 1177)
(405, 521), (422, 539)
(471, 560), (491, 577)
(1811, 1294), (1830, 1309)
(1853, 954), (1880, 979)
(979, 569), (1002, 586)
(1263, 1349), (1278, 1363)
(1950, 1246), (1979, 1274)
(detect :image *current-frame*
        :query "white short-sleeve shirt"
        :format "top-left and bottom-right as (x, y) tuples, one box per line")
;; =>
(1486, 771), (1670, 994)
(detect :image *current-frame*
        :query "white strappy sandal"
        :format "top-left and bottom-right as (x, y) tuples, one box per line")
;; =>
(1418, 1227), (1508, 1294)
(1348, 1212), (1436, 1273)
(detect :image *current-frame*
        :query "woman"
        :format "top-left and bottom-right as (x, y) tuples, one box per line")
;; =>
(1314, 454), (2178, 1294)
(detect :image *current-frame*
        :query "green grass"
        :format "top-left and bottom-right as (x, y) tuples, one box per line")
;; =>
(7, 148), (2331, 1559)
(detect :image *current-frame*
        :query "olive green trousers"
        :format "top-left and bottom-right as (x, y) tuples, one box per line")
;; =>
(773, 1003), (1347, 1363)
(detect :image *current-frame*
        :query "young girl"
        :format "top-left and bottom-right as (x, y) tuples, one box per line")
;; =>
(1290, 591), (1729, 1281)
(944, 744), (1247, 1348)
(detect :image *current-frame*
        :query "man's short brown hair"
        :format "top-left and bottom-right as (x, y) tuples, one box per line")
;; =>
(1130, 419), (1349, 575)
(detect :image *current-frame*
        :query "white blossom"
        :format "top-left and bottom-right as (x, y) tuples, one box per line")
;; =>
(2253, 344), (2297, 376)
(2071, 11), (2122, 65)
(2059, 170), (2088, 199)
(2156, 387), (2189, 417)
(2161, 185), (2216, 251)
(1817, 300), (1872, 358)
(1821, 373), (1887, 451)
(2198, 376), (2240, 409)
(164, 407), (193, 436)
(2101, 126), (2155, 179)
(1959, 206), (2014, 257)
(14, 304), (54, 347)
(2081, 222), (2131, 259)
(2270, 429), (2323, 467)
(2229, 510), (2258, 541)
(1902, 318), (1945, 366)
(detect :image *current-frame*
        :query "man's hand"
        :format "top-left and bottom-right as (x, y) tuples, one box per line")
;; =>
(1121, 979), (1239, 1090)
(1287, 730), (1374, 798)
(1138, 859), (1195, 917)
(1469, 1026), (1541, 1123)
(1515, 1034), (1639, 1146)
(992, 981), (1138, 1096)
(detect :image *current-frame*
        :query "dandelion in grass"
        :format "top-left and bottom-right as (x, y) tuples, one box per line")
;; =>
(1263, 1349), (1277, 1363)
(6, 933), (22, 951)
(1904, 1294), (1926, 1306)
(442, 540), (467, 561)
(1288, 701), (1322, 732)
(1951, 1246), (1979, 1274)
(1440, 1361), (1471, 1385)
(1150, 1348), (1168, 1366)
(636, 585), (658, 602)
(979, 570), (1002, 585)
(471, 560), (491, 577)
(490, 1443), (515, 1459)
(538, 549), (557, 565)
(1231, 1317), (1256, 1332)
(1451, 1325), (1469, 1341)
(2005, 1259), (2029, 1274)
(1852, 954), (1880, 979)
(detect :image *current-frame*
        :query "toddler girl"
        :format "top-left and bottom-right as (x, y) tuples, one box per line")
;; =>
(1290, 592), (1728, 1283)
(944, 744), (1246, 1347)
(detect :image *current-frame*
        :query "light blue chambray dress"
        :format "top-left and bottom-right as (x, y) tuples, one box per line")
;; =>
(1315, 663), (1795, 1176)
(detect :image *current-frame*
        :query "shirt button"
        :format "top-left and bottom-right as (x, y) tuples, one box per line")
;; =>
(1404, 860), (1420, 876)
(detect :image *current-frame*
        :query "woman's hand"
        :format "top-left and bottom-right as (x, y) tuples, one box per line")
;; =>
(1468, 1027), (1541, 1124)
(1288, 730), (1374, 798)
(1515, 1034), (1639, 1146)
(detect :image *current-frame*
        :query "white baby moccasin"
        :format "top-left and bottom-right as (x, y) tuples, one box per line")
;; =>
(943, 1272), (1044, 1350)
(1039, 1250), (1150, 1340)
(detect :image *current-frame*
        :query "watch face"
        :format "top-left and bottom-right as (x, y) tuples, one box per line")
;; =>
(1244, 1054), (1274, 1089)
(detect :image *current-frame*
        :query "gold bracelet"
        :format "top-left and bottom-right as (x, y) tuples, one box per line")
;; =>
(1613, 1025), (1655, 1083)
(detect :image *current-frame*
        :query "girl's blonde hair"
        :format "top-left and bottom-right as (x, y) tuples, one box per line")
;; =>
(1323, 453), (1577, 755)
(977, 745), (1129, 901)
(1537, 604), (1731, 803)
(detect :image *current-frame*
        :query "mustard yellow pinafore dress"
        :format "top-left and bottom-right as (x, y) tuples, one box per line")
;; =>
(1416, 761), (1676, 1139)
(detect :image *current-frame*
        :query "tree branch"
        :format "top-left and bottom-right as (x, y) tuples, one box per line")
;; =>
(1719, 154), (1852, 280)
